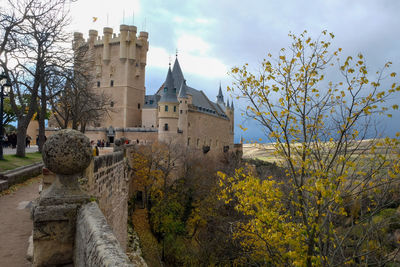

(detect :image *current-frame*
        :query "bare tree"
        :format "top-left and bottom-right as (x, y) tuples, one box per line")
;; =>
(0, 0), (71, 156)
(48, 44), (114, 132)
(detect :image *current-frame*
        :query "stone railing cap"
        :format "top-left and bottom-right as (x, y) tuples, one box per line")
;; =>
(42, 129), (92, 175)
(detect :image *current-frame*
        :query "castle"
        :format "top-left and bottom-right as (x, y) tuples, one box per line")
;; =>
(42, 24), (235, 155)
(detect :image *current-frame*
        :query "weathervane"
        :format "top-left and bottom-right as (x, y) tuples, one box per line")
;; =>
(176, 48), (178, 58)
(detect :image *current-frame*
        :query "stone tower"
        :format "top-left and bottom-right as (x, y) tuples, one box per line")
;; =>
(226, 99), (235, 142)
(73, 24), (149, 128)
(158, 67), (179, 143)
(177, 79), (189, 144)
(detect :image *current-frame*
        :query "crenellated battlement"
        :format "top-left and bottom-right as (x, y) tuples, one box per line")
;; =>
(74, 24), (148, 62)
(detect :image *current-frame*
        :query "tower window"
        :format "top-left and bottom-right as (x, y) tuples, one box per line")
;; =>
(185, 100), (187, 104)
(180, 110), (182, 114)
(197, 138), (200, 147)
(110, 101), (114, 107)
(165, 105), (168, 112)
(110, 80), (114, 87)
(187, 138), (190, 146)
(150, 100), (154, 104)
(164, 123), (169, 131)
(164, 88), (167, 92)
(174, 106), (176, 112)
(138, 103), (141, 109)
(97, 81), (100, 87)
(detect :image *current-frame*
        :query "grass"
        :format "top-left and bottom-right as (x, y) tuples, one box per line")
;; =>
(0, 152), (42, 172)
(0, 174), (42, 197)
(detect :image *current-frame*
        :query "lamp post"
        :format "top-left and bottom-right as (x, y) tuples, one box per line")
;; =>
(0, 72), (11, 160)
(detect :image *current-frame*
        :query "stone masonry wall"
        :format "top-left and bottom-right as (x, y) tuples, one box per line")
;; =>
(83, 151), (129, 250)
(75, 202), (134, 267)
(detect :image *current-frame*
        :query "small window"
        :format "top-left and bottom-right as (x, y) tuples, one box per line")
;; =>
(187, 137), (190, 146)
(180, 110), (182, 114)
(97, 81), (100, 87)
(174, 106), (176, 112)
(110, 101), (114, 107)
(197, 138), (199, 147)
(164, 123), (169, 131)
(150, 100), (154, 104)
(164, 87), (167, 92)
(165, 105), (168, 112)
(110, 80), (114, 87)
(159, 106), (160, 111)
(185, 100), (187, 104)
(138, 103), (140, 109)
(180, 100), (182, 103)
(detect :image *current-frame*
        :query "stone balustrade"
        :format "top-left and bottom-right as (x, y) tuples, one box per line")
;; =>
(31, 129), (142, 266)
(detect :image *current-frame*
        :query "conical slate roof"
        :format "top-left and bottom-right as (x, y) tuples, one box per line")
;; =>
(172, 58), (184, 90)
(217, 83), (224, 104)
(159, 67), (179, 103)
(178, 79), (188, 98)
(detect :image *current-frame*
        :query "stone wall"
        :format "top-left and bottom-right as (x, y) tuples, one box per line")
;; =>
(75, 202), (136, 267)
(83, 151), (129, 250)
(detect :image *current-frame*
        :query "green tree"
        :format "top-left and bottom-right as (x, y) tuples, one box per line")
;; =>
(220, 31), (400, 266)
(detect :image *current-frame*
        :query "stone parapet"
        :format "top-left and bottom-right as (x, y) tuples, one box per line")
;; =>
(75, 202), (135, 267)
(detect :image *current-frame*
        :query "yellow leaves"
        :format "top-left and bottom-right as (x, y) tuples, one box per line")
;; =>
(393, 104), (399, 110)
(391, 72), (397, 77)
(296, 52), (301, 58)
(239, 124), (248, 131)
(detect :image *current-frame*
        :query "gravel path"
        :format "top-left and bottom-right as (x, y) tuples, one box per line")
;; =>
(0, 177), (41, 267)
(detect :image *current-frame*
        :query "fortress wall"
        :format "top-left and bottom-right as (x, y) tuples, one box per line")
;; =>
(83, 151), (129, 250)
(187, 111), (234, 156)
(75, 202), (135, 266)
(114, 131), (158, 144)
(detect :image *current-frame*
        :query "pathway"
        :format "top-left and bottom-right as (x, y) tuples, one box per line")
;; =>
(0, 177), (41, 267)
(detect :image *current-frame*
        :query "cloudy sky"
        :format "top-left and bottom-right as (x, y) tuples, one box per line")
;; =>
(69, 0), (400, 142)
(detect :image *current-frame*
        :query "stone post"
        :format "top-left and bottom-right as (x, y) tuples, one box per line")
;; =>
(32, 129), (92, 266)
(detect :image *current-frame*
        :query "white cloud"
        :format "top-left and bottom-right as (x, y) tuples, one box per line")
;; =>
(147, 33), (227, 78)
(177, 34), (210, 55)
(69, 0), (141, 35)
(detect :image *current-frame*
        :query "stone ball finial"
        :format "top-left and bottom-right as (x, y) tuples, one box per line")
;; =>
(43, 129), (92, 175)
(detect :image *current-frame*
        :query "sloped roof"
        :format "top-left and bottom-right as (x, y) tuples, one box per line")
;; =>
(159, 67), (179, 103)
(151, 58), (229, 119)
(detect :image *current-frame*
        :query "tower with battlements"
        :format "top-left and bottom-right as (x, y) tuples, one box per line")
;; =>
(73, 25), (149, 128)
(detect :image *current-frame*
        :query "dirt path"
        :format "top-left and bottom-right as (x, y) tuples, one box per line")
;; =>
(132, 209), (162, 267)
(0, 177), (41, 267)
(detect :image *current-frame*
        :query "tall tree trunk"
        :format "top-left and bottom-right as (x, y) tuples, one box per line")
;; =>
(16, 122), (28, 157)
(38, 83), (46, 152)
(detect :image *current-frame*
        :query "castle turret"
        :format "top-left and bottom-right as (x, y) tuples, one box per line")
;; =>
(102, 27), (113, 62)
(217, 83), (224, 105)
(158, 67), (179, 143)
(128, 26), (137, 60)
(227, 100), (234, 136)
(119, 25), (128, 59)
(178, 80), (189, 144)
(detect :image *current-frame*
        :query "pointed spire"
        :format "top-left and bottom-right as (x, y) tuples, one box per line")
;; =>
(159, 66), (178, 103)
(231, 100), (234, 109)
(178, 79), (187, 98)
(165, 66), (174, 90)
(172, 57), (184, 89)
(217, 82), (224, 104)
(226, 98), (230, 108)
